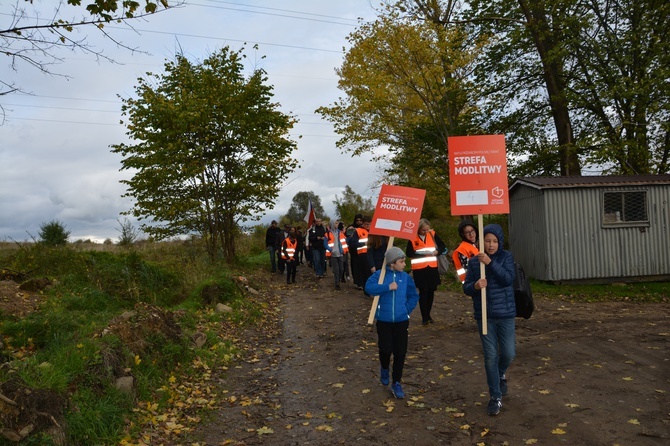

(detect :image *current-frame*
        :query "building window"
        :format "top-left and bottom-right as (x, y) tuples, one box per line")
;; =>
(602, 190), (648, 225)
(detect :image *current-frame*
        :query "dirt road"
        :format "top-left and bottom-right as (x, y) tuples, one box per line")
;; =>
(191, 267), (670, 446)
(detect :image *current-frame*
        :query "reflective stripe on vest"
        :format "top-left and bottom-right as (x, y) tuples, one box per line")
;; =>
(339, 235), (349, 254)
(326, 232), (334, 258)
(281, 239), (297, 260)
(410, 232), (438, 270)
(356, 227), (368, 254)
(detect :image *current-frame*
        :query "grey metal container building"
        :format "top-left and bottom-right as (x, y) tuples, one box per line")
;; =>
(508, 175), (670, 283)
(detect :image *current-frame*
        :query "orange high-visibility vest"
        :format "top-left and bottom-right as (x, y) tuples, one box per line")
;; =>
(325, 232), (334, 258)
(326, 231), (349, 257)
(453, 241), (479, 283)
(281, 238), (297, 260)
(339, 233), (349, 255)
(355, 227), (368, 254)
(410, 231), (438, 270)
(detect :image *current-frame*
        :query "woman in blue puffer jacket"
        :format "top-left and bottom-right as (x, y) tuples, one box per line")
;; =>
(366, 246), (419, 400)
(463, 223), (516, 417)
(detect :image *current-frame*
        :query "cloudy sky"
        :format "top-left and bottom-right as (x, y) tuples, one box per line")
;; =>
(1, 0), (386, 242)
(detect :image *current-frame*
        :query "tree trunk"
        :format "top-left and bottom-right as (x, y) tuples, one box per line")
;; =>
(518, 0), (581, 176)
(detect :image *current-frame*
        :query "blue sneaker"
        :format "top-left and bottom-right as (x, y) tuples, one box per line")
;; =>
(391, 382), (404, 399)
(380, 367), (390, 386)
(487, 398), (502, 416)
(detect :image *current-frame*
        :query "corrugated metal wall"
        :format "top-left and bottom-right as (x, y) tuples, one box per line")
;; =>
(508, 186), (548, 280)
(510, 183), (670, 282)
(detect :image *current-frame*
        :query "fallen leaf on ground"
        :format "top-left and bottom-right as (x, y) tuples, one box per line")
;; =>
(627, 419), (640, 425)
(256, 426), (273, 435)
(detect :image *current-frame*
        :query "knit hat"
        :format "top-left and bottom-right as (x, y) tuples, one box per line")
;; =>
(385, 246), (405, 265)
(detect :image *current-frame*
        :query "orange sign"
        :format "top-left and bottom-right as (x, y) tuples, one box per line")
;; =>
(370, 185), (426, 239)
(448, 135), (510, 215)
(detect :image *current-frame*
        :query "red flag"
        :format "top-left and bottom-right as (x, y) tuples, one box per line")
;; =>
(304, 198), (316, 228)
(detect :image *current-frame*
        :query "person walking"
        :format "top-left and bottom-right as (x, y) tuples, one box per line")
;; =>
(281, 230), (299, 284)
(463, 224), (516, 416)
(338, 221), (350, 283)
(308, 218), (327, 278)
(276, 224), (291, 275)
(348, 215), (372, 294)
(453, 220), (479, 283)
(365, 247), (420, 400)
(296, 226), (305, 264)
(265, 220), (281, 273)
(346, 214), (363, 286)
(325, 220), (346, 290)
(406, 218), (446, 325)
(367, 234), (389, 274)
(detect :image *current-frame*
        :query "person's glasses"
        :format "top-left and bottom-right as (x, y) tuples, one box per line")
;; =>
(464, 230), (476, 236)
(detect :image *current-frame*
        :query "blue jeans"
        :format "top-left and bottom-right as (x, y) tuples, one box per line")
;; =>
(477, 317), (516, 399)
(312, 249), (325, 276)
(267, 246), (277, 272)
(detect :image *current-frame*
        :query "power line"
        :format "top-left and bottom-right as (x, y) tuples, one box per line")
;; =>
(187, 0), (360, 26)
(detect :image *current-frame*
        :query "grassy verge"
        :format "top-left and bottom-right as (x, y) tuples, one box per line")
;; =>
(0, 241), (267, 445)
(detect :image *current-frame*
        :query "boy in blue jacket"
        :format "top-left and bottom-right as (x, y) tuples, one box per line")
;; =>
(463, 224), (516, 416)
(365, 246), (420, 399)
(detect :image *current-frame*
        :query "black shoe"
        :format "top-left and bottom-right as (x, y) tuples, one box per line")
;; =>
(487, 398), (502, 416)
(500, 377), (508, 396)
(422, 320), (430, 326)
(335, 285), (341, 290)
(428, 318), (434, 324)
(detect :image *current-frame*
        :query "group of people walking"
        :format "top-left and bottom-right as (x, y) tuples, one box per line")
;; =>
(266, 215), (518, 417)
(364, 219), (517, 417)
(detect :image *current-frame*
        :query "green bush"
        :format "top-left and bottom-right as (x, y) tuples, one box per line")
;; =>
(38, 220), (70, 246)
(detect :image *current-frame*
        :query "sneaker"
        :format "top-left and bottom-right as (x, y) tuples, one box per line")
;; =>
(500, 377), (508, 396)
(380, 367), (390, 386)
(487, 398), (502, 416)
(391, 382), (404, 399)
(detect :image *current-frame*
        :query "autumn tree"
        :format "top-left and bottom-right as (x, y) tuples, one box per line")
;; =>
(568, 0), (670, 174)
(317, 3), (484, 212)
(112, 46), (298, 261)
(464, 0), (668, 175)
(333, 185), (374, 225)
(283, 191), (326, 225)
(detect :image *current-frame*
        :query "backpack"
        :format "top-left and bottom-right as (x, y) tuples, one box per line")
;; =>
(513, 262), (534, 319)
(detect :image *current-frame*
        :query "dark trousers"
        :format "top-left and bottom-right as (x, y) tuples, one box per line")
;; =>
(349, 252), (359, 284)
(356, 255), (372, 289)
(376, 319), (409, 384)
(342, 256), (350, 280)
(286, 260), (297, 283)
(277, 252), (286, 273)
(418, 288), (435, 323)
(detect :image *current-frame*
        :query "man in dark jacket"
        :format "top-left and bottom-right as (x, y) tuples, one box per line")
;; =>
(265, 220), (281, 273)
(308, 218), (327, 278)
(463, 223), (516, 417)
